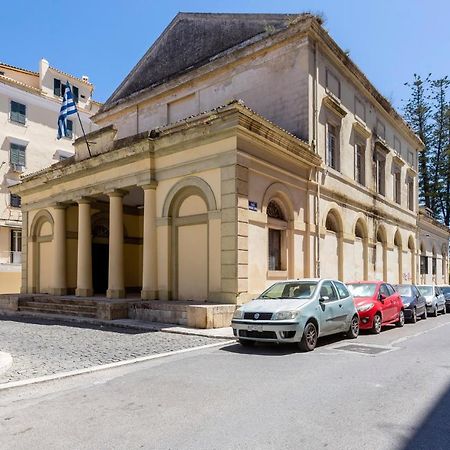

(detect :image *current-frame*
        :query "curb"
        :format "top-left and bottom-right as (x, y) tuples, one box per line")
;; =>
(0, 340), (232, 391)
(0, 351), (12, 375)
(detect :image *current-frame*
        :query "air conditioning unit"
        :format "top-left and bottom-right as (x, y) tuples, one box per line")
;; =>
(11, 164), (25, 173)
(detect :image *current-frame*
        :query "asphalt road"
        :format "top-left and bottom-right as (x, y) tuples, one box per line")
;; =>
(1, 314), (450, 450)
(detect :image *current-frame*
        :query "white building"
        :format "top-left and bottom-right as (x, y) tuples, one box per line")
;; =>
(0, 59), (100, 293)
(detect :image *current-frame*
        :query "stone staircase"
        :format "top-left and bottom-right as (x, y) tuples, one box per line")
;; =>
(18, 296), (98, 318)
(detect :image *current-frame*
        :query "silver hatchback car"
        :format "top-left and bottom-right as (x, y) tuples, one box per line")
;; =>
(417, 285), (447, 317)
(232, 279), (359, 351)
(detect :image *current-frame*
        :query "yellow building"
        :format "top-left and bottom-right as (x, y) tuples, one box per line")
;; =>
(10, 13), (449, 317)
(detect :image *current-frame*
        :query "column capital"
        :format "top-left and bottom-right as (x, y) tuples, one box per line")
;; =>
(75, 196), (95, 205)
(106, 189), (128, 198)
(52, 202), (69, 210)
(139, 181), (158, 191)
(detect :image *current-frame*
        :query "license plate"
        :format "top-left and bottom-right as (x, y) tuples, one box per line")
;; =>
(248, 324), (263, 332)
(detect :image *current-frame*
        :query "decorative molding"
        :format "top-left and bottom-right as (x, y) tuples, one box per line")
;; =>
(352, 120), (371, 139)
(323, 95), (347, 119)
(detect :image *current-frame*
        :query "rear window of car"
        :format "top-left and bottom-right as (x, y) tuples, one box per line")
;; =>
(334, 281), (350, 299)
(418, 286), (433, 296)
(395, 285), (412, 296)
(442, 287), (450, 295)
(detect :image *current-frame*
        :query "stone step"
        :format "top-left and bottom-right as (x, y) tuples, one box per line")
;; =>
(19, 305), (96, 318)
(19, 296), (98, 307)
(19, 301), (97, 314)
(128, 306), (187, 326)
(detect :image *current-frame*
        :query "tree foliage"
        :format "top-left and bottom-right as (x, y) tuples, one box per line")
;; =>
(403, 75), (450, 226)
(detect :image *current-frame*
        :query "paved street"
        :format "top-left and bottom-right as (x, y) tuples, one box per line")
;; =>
(0, 316), (225, 384)
(1, 314), (450, 449)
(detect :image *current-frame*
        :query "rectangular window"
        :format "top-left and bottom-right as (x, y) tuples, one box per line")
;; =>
(394, 136), (401, 155)
(420, 255), (428, 274)
(54, 78), (61, 96)
(72, 86), (79, 103)
(376, 119), (386, 140)
(355, 143), (365, 185)
(66, 119), (73, 139)
(327, 124), (339, 170)
(394, 169), (401, 204)
(10, 230), (22, 264)
(268, 229), (282, 271)
(54, 78), (79, 103)
(10, 194), (21, 208)
(432, 258), (437, 275)
(10, 101), (26, 124)
(408, 150), (414, 166)
(10, 143), (26, 167)
(326, 69), (341, 99)
(376, 156), (385, 196)
(354, 96), (366, 122)
(407, 178), (414, 211)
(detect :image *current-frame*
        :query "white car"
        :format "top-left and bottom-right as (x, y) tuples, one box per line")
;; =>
(231, 278), (359, 351)
(417, 285), (446, 317)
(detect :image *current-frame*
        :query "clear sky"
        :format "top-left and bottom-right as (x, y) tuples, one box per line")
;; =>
(3, 0), (449, 111)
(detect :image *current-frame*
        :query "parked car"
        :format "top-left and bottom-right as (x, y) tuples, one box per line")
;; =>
(393, 284), (427, 323)
(231, 278), (359, 351)
(346, 281), (405, 334)
(417, 285), (446, 317)
(439, 285), (450, 312)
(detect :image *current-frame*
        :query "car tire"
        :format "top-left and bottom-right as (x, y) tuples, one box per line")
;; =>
(446, 305), (450, 314)
(238, 339), (255, 347)
(298, 322), (318, 352)
(372, 313), (382, 334)
(396, 310), (405, 327)
(346, 315), (359, 339)
(410, 308), (417, 323)
(420, 308), (427, 320)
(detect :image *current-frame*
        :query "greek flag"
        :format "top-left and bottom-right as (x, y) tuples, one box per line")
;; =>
(57, 82), (77, 139)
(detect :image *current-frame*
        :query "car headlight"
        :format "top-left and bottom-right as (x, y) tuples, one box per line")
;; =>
(233, 308), (244, 319)
(272, 311), (299, 320)
(357, 303), (374, 312)
(403, 302), (410, 308)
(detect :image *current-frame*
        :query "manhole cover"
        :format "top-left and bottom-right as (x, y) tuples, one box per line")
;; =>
(334, 344), (391, 355)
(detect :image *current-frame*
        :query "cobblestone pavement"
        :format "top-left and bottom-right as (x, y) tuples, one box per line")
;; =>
(0, 316), (225, 384)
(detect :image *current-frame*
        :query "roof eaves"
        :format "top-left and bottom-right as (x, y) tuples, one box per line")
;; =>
(0, 62), (39, 76)
(49, 65), (93, 86)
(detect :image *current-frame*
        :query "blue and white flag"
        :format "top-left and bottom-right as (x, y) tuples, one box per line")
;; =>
(57, 82), (77, 139)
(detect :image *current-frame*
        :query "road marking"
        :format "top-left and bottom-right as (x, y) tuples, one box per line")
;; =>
(391, 321), (450, 346)
(0, 341), (232, 392)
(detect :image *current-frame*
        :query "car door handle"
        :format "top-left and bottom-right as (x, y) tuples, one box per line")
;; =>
(339, 304), (342, 308)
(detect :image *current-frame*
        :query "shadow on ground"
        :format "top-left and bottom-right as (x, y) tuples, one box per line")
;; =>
(0, 314), (154, 335)
(398, 381), (450, 450)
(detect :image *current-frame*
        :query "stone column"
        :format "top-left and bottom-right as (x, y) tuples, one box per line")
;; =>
(50, 204), (67, 295)
(76, 199), (93, 297)
(141, 183), (158, 300)
(107, 190), (125, 298)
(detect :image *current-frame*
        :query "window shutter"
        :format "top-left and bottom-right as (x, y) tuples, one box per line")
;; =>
(54, 78), (61, 96)
(72, 86), (79, 103)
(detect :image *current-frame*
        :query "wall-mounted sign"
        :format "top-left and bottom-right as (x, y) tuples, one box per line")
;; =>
(248, 201), (257, 211)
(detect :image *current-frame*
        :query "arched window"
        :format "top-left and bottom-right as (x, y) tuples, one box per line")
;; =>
(267, 200), (287, 271)
(432, 247), (437, 276)
(420, 243), (428, 275)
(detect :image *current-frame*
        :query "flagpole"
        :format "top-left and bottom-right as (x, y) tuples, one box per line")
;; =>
(75, 109), (92, 158)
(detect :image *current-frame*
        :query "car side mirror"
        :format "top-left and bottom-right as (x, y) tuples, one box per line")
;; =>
(378, 293), (386, 302)
(319, 296), (329, 303)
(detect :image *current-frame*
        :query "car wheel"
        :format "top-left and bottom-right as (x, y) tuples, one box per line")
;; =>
(238, 339), (255, 347)
(298, 322), (318, 352)
(442, 305), (446, 315)
(447, 305), (450, 314)
(372, 314), (382, 334)
(410, 308), (417, 323)
(420, 308), (427, 320)
(396, 310), (405, 327)
(346, 315), (359, 339)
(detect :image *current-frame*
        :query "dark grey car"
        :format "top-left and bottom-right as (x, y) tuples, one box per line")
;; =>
(394, 284), (427, 323)
(440, 285), (450, 312)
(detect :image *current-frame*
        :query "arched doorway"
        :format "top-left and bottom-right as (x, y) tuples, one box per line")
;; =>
(407, 235), (416, 283)
(91, 216), (109, 294)
(394, 230), (402, 284)
(375, 226), (387, 281)
(353, 218), (368, 281)
(322, 209), (343, 280)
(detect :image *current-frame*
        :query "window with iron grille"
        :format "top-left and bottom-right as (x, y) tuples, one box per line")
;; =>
(327, 124), (339, 170)
(10, 194), (21, 208)
(355, 143), (365, 185)
(394, 169), (401, 204)
(10, 101), (26, 124)
(432, 257), (437, 275)
(10, 143), (26, 167)
(420, 255), (428, 274)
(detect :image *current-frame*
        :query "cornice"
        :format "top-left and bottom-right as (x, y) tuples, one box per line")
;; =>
(322, 94), (347, 119)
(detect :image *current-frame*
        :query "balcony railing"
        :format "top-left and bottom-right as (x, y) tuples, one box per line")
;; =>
(0, 251), (22, 265)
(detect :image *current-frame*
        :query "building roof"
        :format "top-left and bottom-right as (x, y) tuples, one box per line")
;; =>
(0, 62), (39, 76)
(101, 12), (314, 112)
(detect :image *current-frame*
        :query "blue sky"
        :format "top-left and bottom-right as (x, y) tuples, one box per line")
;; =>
(3, 0), (449, 111)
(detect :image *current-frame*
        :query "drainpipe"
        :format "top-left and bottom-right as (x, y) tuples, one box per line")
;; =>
(312, 38), (321, 277)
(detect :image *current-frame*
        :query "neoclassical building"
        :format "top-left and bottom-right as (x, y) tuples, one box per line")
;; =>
(11, 13), (449, 308)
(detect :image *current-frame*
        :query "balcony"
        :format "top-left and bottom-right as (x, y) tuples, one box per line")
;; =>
(0, 251), (22, 265)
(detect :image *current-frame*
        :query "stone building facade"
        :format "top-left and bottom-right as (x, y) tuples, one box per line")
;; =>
(0, 59), (99, 293)
(11, 13), (449, 304)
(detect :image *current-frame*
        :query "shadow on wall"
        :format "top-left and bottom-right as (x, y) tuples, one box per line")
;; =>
(399, 381), (450, 450)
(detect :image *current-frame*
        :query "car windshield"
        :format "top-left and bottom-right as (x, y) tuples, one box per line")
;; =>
(259, 281), (318, 299)
(394, 285), (412, 297)
(441, 287), (450, 295)
(418, 286), (433, 296)
(347, 283), (377, 297)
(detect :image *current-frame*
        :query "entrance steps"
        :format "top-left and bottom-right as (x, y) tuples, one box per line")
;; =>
(19, 296), (97, 318)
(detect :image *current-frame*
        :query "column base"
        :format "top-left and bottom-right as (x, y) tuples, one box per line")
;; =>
(48, 288), (67, 296)
(141, 289), (158, 300)
(107, 289), (126, 299)
(76, 288), (94, 297)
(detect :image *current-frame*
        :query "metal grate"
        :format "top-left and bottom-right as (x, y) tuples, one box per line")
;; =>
(243, 312), (273, 320)
(334, 344), (392, 355)
(239, 330), (277, 339)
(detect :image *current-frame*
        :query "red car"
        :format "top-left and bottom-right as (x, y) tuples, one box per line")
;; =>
(346, 281), (405, 334)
